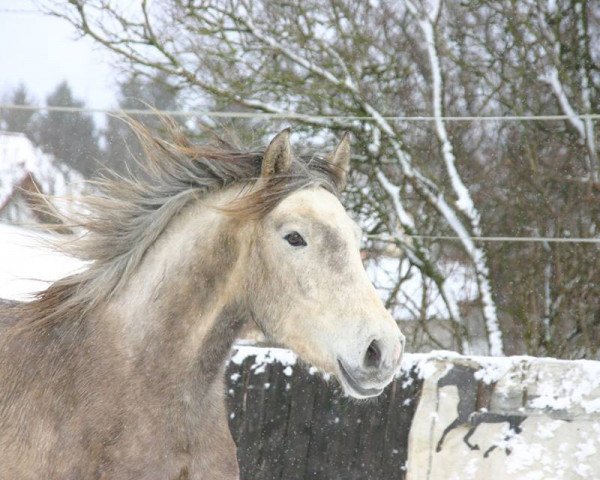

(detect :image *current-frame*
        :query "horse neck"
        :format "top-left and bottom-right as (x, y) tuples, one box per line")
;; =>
(100, 197), (247, 394)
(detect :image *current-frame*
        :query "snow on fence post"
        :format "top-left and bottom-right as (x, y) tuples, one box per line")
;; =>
(227, 344), (600, 480)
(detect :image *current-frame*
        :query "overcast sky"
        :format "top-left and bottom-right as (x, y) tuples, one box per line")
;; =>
(0, 0), (117, 109)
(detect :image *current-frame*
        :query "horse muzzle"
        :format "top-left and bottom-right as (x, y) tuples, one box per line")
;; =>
(336, 333), (405, 399)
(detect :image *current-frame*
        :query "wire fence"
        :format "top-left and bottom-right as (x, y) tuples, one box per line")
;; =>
(0, 8), (41, 14)
(367, 234), (600, 245)
(2, 104), (599, 245)
(1, 103), (600, 122)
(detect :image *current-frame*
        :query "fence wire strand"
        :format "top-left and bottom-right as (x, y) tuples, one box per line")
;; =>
(1, 103), (600, 122)
(2, 104), (599, 245)
(367, 234), (600, 245)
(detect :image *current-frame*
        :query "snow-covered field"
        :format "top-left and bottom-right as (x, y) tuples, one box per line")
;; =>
(0, 132), (84, 224)
(0, 223), (83, 301)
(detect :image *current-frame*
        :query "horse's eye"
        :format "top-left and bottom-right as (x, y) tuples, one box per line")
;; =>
(284, 231), (307, 247)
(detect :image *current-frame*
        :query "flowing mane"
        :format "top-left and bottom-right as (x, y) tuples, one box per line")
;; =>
(17, 119), (343, 330)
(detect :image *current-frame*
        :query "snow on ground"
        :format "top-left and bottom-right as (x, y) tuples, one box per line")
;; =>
(366, 255), (477, 320)
(0, 132), (85, 222)
(0, 223), (84, 301)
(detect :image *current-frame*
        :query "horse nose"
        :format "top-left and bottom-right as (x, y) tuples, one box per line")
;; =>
(364, 339), (383, 370)
(362, 334), (404, 374)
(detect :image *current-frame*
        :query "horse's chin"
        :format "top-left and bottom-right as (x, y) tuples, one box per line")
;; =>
(336, 360), (385, 399)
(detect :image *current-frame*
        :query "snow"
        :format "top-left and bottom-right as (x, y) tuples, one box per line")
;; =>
(535, 420), (562, 440)
(540, 68), (585, 138)
(366, 255), (477, 321)
(231, 344), (597, 413)
(416, 8), (481, 231)
(0, 132), (85, 222)
(473, 357), (513, 384)
(0, 223), (84, 301)
(538, 43), (598, 181)
(229, 345), (600, 414)
(229, 345), (297, 368)
(406, 351), (600, 480)
(526, 361), (600, 414)
(574, 438), (596, 462)
(375, 170), (417, 232)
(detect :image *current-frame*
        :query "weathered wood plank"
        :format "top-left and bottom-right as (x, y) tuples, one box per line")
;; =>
(226, 353), (421, 480)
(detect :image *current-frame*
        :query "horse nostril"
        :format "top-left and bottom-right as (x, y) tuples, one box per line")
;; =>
(364, 339), (382, 370)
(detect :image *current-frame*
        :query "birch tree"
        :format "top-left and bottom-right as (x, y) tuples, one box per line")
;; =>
(405, 0), (502, 355)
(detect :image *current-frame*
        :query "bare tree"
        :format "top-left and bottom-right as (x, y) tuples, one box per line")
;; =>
(44, 0), (600, 357)
(445, 0), (600, 356)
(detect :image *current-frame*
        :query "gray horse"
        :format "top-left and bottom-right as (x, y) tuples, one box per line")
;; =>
(0, 124), (404, 479)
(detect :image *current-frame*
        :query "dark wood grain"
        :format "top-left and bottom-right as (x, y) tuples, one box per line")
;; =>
(226, 355), (423, 480)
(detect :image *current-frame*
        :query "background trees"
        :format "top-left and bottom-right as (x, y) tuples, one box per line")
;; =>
(103, 72), (180, 174)
(34, 81), (102, 178)
(0, 83), (37, 138)
(5, 0), (597, 357)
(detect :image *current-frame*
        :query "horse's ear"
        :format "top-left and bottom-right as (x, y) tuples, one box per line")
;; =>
(329, 132), (351, 189)
(261, 128), (292, 179)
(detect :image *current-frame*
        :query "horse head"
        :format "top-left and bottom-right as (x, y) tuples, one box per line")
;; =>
(240, 130), (405, 398)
